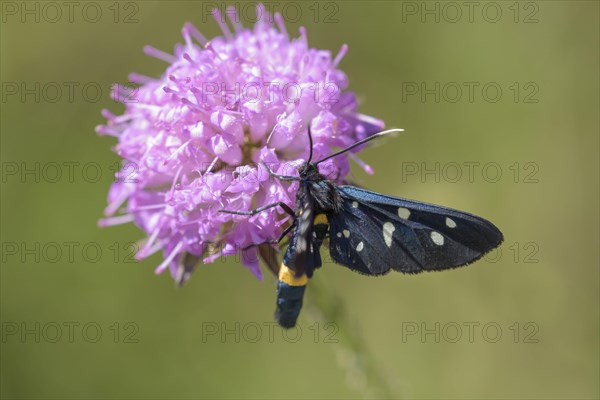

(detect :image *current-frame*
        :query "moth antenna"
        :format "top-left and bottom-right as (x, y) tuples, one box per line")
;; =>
(307, 125), (314, 164)
(315, 128), (404, 165)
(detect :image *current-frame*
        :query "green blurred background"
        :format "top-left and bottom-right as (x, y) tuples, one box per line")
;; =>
(1, 1), (598, 398)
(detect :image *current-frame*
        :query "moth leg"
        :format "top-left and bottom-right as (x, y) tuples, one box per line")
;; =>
(262, 162), (299, 181)
(219, 201), (295, 217)
(241, 221), (296, 251)
(266, 222), (295, 245)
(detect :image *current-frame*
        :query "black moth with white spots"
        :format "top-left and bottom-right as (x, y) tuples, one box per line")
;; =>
(221, 128), (503, 327)
(280, 129), (503, 278)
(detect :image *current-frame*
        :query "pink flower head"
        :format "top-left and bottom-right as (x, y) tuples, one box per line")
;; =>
(97, 4), (385, 285)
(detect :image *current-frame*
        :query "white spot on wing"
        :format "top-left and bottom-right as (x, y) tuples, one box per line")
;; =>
(343, 230), (350, 238)
(397, 207), (410, 219)
(298, 238), (307, 251)
(356, 242), (364, 252)
(383, 222), (395, 247)
(446, 217), (457, 228)
(336, 232), (342, 238)
(352, 201), (358, 208)
(431, 231), (444, 246)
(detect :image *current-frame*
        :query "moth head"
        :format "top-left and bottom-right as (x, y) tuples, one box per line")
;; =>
(298, 162), (320, 179)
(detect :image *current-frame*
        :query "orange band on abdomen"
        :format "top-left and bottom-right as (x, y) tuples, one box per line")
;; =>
(278, 263), (308, 286)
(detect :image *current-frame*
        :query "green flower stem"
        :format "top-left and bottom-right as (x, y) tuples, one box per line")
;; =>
(303, 274), (398, 399)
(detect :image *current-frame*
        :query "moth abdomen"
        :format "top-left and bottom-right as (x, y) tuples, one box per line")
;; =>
(274, 264), (308, 329)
